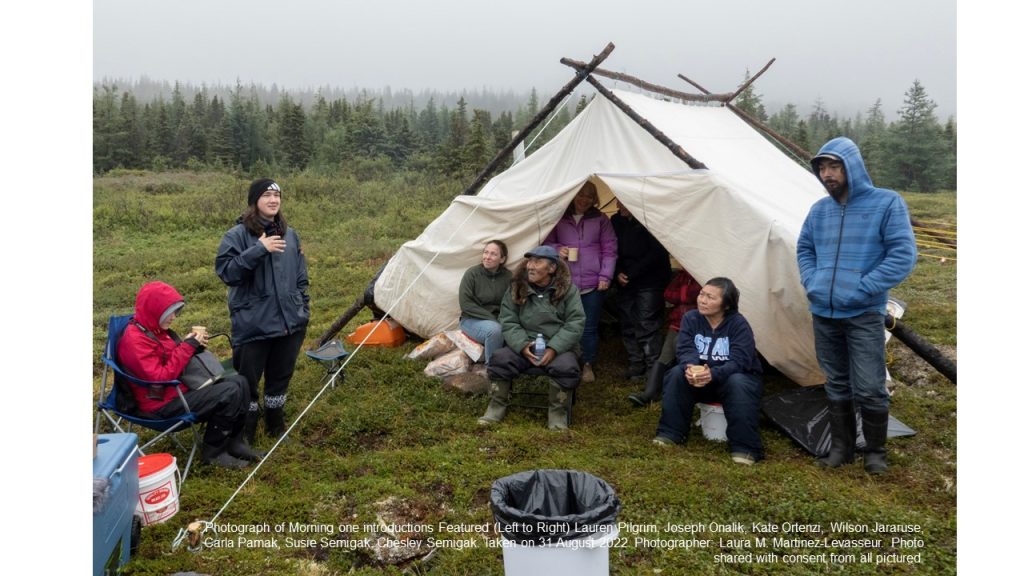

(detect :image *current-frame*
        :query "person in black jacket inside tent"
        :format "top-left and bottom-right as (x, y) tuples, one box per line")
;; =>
(216, 178), (310, 440)
(610, 198), (671, 386)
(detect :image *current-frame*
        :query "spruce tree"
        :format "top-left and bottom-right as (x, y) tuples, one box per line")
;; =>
(879, 80), (950, 192)
(733, 70), (767, 122)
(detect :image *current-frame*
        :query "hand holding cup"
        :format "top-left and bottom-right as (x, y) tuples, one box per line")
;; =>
(686, 364), (711, 387)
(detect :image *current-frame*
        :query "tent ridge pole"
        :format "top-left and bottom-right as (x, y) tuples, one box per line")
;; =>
(561, 58), (728, 103)
(583, 75), (708, 170)
(460, 42), (616, 197)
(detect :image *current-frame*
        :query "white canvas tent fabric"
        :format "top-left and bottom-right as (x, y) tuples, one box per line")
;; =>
(373, 89), (828, 386)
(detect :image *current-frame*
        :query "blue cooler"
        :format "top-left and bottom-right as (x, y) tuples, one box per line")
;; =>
(93, 433), (139, 576)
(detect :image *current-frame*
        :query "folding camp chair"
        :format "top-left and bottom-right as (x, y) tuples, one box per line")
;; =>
(95, 314), (200, 484)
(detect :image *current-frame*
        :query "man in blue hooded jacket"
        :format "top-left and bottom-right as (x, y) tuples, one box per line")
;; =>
(797, 137), (917, 474)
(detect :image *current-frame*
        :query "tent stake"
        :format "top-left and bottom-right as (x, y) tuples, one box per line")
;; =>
(461, 42), (616, 197)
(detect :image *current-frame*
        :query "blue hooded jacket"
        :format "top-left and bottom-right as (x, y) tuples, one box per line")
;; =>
(796, 137), (917, 319)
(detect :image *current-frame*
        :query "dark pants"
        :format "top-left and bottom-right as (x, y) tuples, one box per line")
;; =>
(154, 375), (248, 447)
(656, 365), (764, 459)
(233, 329), (306, 412)
(615, 287), (665, 370)
(812, 312), (889, 411)
(579, 290), (605, 365)
(487, 346), (581, 390)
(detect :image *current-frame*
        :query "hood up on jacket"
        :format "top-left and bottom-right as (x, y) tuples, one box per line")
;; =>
(133, 281), (185, 334)
(811, 136), (874, 202)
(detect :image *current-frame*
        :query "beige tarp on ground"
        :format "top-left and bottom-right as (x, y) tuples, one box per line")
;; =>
(374, 89), (828, 386)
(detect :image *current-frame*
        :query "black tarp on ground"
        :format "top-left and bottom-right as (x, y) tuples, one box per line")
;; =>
(761, 385), (916, 457)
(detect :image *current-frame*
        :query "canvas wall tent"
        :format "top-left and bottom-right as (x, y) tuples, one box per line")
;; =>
(372, 88), (830, 386)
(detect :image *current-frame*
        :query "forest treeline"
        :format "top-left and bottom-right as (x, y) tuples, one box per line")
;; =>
(93, 78), (956, 191)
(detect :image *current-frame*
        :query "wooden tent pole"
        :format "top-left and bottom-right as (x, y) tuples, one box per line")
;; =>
(723, 58), (777, 105)
(888, 315), (957, 384)
(316, 297), (367, 348)
(680, 71), (955, 250)
(677, 72), (812, 161)
(675, 72), (713, 96)
(317, 44), (617, 342)
(561, 58), (730, 103)
(579, 74), (707, 170)
(682, 67), (956, 384)
(461, 42), (616, 197)
(726, 103), (813, 161)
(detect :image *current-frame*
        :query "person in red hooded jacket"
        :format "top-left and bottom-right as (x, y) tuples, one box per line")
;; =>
(117, 281), (264, 469)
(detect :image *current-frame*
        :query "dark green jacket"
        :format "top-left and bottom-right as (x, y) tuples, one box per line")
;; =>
(499, 282), (585, 356)
(459, 264), (512, 322)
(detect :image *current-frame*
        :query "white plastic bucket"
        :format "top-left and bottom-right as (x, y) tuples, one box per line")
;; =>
(697, 402), (728, 442)
(135, 453), (180, 526)
(501, 524), (618, 576)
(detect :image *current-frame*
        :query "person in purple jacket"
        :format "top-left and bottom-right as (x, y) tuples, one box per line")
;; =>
(544, 181), (617, 383)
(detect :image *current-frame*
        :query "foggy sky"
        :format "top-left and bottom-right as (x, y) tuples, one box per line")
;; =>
(93, 0), (956, 119)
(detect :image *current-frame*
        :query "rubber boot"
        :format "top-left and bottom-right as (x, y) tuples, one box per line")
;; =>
(478, 380), (511, 425)
(816, 400), (856, 468)
(265, 407), (286, 438)
(628, 362), (666, 407)
(243, 410), (259, 445)
(861, 409), (890, 475)
(547, 382), (571, 431)
(228, 423), (267, 462)
(201, 441), (250, 469)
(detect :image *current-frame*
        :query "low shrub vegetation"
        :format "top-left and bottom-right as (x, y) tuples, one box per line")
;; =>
(94, 171), (955, 575)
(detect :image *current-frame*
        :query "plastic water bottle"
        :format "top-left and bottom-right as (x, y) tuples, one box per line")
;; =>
(534, 333), (546, 358)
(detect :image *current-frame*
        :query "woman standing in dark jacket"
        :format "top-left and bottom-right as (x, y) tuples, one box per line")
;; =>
(216, 178), (310, 439)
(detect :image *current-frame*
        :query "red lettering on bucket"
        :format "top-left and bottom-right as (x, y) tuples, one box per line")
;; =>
(145, 487), (170, 505)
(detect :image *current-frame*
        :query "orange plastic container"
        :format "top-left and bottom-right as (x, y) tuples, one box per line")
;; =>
(345, 319), (407, 347)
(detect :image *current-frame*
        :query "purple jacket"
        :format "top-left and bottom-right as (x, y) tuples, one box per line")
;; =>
(544, 207), (618, 291)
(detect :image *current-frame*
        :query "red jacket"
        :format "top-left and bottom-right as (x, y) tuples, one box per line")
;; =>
(117, 281), (198, 413)
(664, 269), (701, 331)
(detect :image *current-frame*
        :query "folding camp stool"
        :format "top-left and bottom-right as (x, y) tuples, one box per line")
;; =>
(305, 340), (350, 388)
(510, 376), (576, 426)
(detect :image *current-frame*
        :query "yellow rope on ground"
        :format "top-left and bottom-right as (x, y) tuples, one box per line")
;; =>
(917, 252), (956, 262)
(915, 239), (958, 252)
(913, 227), (957, 239)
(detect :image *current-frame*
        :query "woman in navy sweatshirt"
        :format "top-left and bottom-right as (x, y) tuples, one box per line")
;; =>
(652, 277), (764, 464)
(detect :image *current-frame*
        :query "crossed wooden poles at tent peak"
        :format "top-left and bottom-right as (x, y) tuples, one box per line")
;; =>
(316, 43), (956, 385)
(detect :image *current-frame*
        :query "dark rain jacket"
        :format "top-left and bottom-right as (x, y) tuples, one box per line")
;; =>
(610, 212), (671, 291)
(215, 218), (310, 346)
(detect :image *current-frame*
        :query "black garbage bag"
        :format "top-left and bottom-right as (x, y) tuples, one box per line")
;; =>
(761, 385), (916, 457)
(491, 469), (621, 545)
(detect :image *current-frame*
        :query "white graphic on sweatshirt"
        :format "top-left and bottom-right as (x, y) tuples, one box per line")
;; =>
(694, 334), (730, 362)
